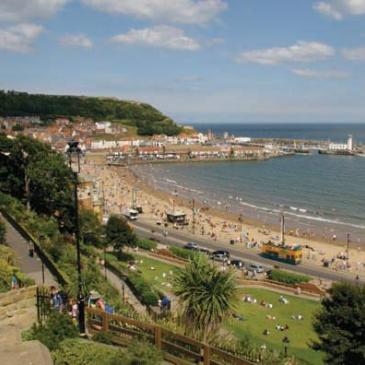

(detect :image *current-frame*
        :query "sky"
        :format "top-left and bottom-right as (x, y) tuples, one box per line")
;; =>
(0, 0), (365, 124)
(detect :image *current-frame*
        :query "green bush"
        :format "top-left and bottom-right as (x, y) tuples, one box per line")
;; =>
(26, 312), (78, 351)
(52, 338), (163, 365)
(126, 272), (159, 306)
(267, 269), (310, 285)
(110, 340), (163, 365)
(93, 331), (114, 345)
(53, 338), (121, 365)
(136, 239), (157, 251)
(169, 246), (200, 261)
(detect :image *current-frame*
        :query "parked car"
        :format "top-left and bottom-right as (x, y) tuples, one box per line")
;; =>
(211, 253), (229, 262)
(230, 259), (244, 269)
(184, 242), (199, 250)
(247, 263), (264, 273)
(212, 250), (230, 258)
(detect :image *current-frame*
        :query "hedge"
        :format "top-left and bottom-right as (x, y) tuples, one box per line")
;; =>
(126, 272), (160, 307)
(106, 259), (159, 307)
(267, 269), (311, 285)
(136, 239), (157, 251)
(169, 246), (200, 261)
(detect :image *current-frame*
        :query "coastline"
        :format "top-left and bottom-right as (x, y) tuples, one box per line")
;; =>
(82, 155), (365, 280)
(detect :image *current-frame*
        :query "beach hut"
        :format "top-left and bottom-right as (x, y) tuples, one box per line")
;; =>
(166, 211), (187, 225)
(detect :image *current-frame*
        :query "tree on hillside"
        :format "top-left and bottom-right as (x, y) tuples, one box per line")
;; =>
(0, 134), (75, 232)
(174, 255), (238, 342)
(105, 215), (137, 252)
(79, 209), (104, 247)
(313, 282), (365, 365)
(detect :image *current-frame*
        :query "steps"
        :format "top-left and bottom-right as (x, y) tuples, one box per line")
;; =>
(0, 287), (53, 365)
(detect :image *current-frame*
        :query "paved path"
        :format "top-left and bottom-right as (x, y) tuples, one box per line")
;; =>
(1, 213), (56, 286)
(103, 266), (148, 316)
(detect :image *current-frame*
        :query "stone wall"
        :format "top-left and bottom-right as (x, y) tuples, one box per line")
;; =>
(0, 286), (36, 321)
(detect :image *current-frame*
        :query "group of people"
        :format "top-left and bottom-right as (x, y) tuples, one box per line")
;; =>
(50, 286), (77, 320)
(49, 286), (113, 322)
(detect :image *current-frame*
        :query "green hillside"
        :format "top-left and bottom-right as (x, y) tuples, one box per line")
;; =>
(0, 90), (182, 136)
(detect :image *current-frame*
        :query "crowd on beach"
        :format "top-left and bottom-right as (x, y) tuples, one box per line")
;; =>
(80, 157), (365, 279)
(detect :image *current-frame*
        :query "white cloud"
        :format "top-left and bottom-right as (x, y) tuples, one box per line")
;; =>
(292, 68), (351, 79)
(0, 23), (43, 53)
(110, 25), (201, 51)
(313, 2), (343, 20)
(81, 0), (227, 24)
(313, 0), (365, 20)
(236, 41), (335, 65)
(59, 34), (93, 48)
(0, 0), (69, 22)
(342, 46), (365, 61)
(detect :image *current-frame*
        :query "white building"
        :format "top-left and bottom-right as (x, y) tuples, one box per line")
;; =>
(233, 137), (252, 144)
(329, 135), (354, 151)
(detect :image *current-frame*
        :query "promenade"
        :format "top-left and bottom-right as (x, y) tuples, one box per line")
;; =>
(1, 213), (56, 286)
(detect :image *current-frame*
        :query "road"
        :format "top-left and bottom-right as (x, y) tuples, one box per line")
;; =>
(131, 220), (360, 284)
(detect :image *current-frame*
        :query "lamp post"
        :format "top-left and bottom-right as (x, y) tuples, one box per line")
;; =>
(66, 140), (85, 334)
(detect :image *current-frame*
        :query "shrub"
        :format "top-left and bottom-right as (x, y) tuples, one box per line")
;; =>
(111, 340), (163, 365)
(93, 331), (114, 345)
(26, 312), (78, 351)
(53, 338), (121, 365)
(136, 239), (157, 251)
(126, 272), (159, 306)
(169, 246), (200, 261)
(53, 338), (163, 365)
(267, 269), (310, 285)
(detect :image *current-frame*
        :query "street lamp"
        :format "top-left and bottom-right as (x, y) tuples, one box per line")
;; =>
(66, 140), (85, 334)
(282, 336), (290, 357)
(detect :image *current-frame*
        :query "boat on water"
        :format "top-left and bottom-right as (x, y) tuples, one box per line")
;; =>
(293, 148), (310, 155)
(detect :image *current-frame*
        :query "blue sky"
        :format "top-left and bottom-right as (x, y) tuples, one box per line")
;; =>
(0, 0), (365, 124)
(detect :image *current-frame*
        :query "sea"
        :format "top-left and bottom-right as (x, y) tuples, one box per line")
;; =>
(132, 123), (365, 245)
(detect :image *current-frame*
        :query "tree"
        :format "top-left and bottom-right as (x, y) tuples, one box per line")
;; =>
(0, 134), (75, 232)
(79, 209), (104, 247)
(313, 282), (365, 365)
(0, 219), (5, 244)
(174, 256), (238, 342)
(105, 215), (137, 252)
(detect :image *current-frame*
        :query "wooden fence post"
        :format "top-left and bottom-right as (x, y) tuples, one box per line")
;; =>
(102, 311), (109, 332)
(154, 326), (162, 350)
(203, 344), (210, 365)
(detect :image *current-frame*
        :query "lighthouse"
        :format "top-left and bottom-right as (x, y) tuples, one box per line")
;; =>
(347, 135), (353, 151)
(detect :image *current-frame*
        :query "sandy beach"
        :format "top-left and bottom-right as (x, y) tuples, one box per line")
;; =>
(82, 154), (365, 280)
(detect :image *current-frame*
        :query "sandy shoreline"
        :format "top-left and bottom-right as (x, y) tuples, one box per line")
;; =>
(82, 155), (365, 280)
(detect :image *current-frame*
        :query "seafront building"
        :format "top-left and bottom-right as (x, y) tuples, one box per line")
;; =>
(328, 135), (354, 152)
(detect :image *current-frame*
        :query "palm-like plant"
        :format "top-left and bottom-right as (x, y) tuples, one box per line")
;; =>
(173, 255), (238, 342)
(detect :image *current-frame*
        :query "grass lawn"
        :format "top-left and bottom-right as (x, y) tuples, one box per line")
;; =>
(113, 252), (324, 364)
(132, 254), (178, 294)
(226, 288), (323, 365)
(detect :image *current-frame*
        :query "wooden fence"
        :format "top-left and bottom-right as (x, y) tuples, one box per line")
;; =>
(86, 307), (253, 365)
